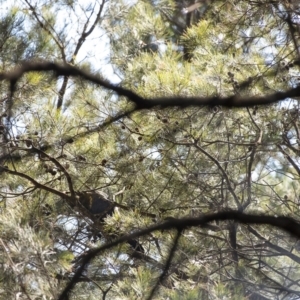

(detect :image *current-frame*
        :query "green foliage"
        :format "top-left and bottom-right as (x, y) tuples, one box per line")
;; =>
(0, 0), (300, 299)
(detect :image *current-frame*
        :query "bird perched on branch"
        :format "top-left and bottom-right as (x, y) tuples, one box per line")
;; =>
(138, 40), (166, 54)
(75, 190), (149, 254)
(76, 190), (115, 220)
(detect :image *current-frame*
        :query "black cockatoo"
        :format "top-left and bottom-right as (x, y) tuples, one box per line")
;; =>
(76, 191), (145, 254)
(76, 191), (115, 220)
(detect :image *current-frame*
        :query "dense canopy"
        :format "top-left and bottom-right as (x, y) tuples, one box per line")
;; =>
(0, 0), (300, 299)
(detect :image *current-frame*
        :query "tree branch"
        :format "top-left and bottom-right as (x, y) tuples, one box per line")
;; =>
(57, 211), (300, 300)
(1, 60), (300, 110)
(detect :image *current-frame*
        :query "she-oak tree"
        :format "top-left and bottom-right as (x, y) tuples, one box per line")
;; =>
(1, 0), (300, 299)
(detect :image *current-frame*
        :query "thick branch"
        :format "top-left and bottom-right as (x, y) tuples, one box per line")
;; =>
(58, 211), (300, 300)
(1, 61), (300, 110)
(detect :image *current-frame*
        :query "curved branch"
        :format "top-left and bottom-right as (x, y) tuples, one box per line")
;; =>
(57, 211), (300, 300)
(1, 60), (300, 110)
(0, 166), (69, 199)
